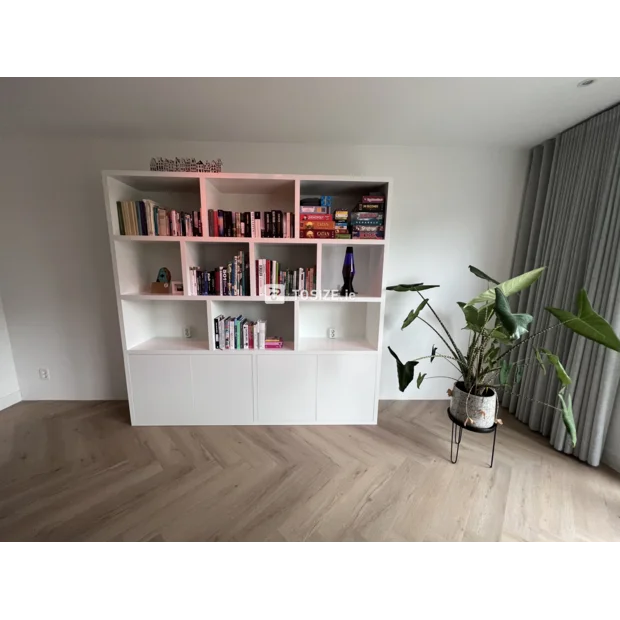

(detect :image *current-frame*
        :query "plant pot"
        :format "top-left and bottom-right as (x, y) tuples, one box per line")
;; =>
(450, 381), (497, 429)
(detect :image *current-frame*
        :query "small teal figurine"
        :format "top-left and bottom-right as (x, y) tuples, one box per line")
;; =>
(157, 267), (171, 284)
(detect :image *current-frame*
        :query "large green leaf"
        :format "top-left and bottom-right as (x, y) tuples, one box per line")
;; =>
(388, 346), (418, 392)
(539, 348), (571, 387)
(401, 298), (429, 330)
(460, 303), (486, 328)
(387, 284), (440, 293)
(430, 345), (437, 363)
(416, 372), (427, 389)
(468, 265), (499, 284)
(558, 388), (577, 448)
(546, 288), (620, 352)
(489, 327), (512, 345)
(467, 267), (545, 306)
(493, 287), (533, 340)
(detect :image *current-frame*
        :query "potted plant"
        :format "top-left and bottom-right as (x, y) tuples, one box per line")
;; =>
(387, 266), (620, 444)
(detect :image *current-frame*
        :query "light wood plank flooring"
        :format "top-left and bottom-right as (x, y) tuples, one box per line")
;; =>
(1, 399), (619, 541)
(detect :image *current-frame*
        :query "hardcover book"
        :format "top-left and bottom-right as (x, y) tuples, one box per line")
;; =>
(353, 225), (385, 232)
(300, 213), (333, 222)
(300, 229), (336, 239)
(352, 231), (384, 239)
(301, 220), (335, 231)
(355, 202), (384, 212)
(300, 206), (329, 214)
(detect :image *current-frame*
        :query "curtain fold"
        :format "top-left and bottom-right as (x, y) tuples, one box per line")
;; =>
(503, 104), (620, 466)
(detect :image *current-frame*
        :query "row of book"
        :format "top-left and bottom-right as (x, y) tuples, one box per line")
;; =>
(299, 211), (352, 239)
(213, 316), (283, 349)
(256, 259), (316, 297)
(351, 195), (385, 239)
(299, 196), (333, 238)
(117, 200), (203, 237)
(207, 210), (295, 238)
(189, 251), (250, 296)
(297, 194), (385, 239)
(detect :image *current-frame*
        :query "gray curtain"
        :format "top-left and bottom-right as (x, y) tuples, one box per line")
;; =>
(503, 104), (620, 466)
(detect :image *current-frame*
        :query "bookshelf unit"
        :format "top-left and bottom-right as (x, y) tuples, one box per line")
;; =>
(104, 171), (391, 426)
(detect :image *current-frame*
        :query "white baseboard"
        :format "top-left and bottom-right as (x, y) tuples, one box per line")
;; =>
(0, 390), (22, 412)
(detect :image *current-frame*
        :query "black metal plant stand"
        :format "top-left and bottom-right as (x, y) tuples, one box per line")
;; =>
(448, 408), (497, 468)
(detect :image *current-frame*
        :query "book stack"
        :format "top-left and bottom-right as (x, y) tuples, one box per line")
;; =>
(189, 251), (249, 296)
(264, 337), (284, 349)
(213, 316), (271, 350)
(117, 200), (202, 237)
(256, 259), (316, 296)
(334, 210), (350, 239)
(299, 196), (335, 239)
(351, 194), (385, 239)
(207, 210), (295, 238)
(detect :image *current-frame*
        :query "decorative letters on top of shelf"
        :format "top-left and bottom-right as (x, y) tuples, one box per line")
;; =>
(149, 158), (223, 173)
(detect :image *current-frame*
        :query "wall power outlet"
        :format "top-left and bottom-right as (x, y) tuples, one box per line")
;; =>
(39, 368), (50, 380)
(328, 328), (336, 339)
(183, 326), (192, 339)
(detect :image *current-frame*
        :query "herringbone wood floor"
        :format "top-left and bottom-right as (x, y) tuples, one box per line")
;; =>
(1, 399), (619, 541)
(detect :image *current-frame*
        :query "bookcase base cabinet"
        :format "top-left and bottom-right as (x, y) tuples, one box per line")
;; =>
(128, 354), (254, 425)
(127, 353), (377, 426)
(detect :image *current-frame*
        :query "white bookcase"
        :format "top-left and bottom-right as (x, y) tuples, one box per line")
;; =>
(103, 171), (391, 425)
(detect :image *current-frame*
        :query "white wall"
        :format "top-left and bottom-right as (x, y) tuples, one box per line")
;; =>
(0, 138), (528, 400)
(0, 292), (20, 410)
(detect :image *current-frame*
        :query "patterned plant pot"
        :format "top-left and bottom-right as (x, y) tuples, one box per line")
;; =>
(450, 381), (497, 429)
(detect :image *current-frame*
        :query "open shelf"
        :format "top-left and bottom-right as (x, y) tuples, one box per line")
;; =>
(254, 242), (317, 297)
(298, 301), (381, 351)
(115, 238), (182, 296)
(114, 235), (181, 242)
(299, 178), (388, 244)
(297, 338), (376, 353)
(121, 294), (193, 301)
(207, 295), (297, 302)
(184, 240), (250, 297)
(122, 299), (209, 350)
(298, 295), (383, 303)
(214, 340), (295, 354)
(106, 174), (202, 238)
(320, 243), (384, 298)
(209, 299), (294, 349)
(129, 337), (210, 354)
(203, 177), (295, 239)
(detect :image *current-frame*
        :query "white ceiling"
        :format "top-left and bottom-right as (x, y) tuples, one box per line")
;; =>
(1, 77), (619, 147)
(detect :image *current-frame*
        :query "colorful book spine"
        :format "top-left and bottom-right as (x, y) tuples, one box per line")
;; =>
(116, 200), (202, 238)
(300, 229), (335, 239)
(300, 206), (329, 214)
(362, 195), (385, 204)
(300, 220), (335, 231)
(352, 231), (385, 239)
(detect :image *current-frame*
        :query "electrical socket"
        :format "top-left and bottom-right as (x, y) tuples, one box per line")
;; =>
(183, 326), (192, 339)
(39, 368), (50, 380)
(328, 328), (336, 339)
